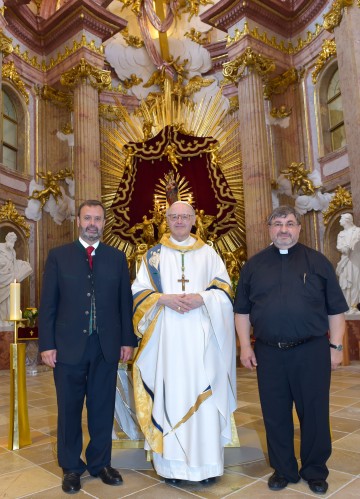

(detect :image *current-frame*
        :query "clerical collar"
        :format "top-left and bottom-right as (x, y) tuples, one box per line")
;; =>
(279, 249), (288, 254)
(169, 235), (195, 247)
(79, 237), (100, 250)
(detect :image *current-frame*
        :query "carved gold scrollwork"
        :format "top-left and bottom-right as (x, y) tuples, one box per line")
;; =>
(312, 39), (337, 84)
(0, 200), (30, 238)
(323, 0), (355, 33)
(0, 30), (13, 57)
(2, 61), (29, 104)
(264, 67), (299, 100)
(60, 58), (111, 91)
(35, 85), (73, 111)
(222, 47), (275, 84)
(322, 186), (353, 225)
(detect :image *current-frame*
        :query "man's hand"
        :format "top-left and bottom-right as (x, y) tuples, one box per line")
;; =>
(330, 349), (343, 370)
(41, 349), (57, 368)
(158, 293), (203, 314)
(120, 346), (134, 363)
(240, 345), (258, 370)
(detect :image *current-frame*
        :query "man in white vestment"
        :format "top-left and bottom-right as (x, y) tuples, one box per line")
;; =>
(132, 201), (236, 486)
(336, 213), (360, 312)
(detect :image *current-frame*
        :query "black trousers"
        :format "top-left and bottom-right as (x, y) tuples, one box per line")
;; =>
(54, 333), (118, 475)
(255, 335), (331, 482)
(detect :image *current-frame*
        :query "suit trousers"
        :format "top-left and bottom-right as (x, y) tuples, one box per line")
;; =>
(53, 333), (118, 475)
(255, 334), (331, 482)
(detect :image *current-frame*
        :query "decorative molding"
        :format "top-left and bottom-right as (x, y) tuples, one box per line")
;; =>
(35, 85), (73, 111)
(60, 58), (111, 91)
(225, 21), (324, 55)
(2, 61), (29, 104)
(323, 0), (355, 33)
(0, 200), (30, 238)
(12, 34), (104, 73)
(312, 39), (337, 84)
(222, 47), (275, 84)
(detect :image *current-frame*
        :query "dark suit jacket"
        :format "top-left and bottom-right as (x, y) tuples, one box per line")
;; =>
(39, 240), (137, 364)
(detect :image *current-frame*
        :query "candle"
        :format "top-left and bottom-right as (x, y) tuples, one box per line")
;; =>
(9, 280), (22, 320)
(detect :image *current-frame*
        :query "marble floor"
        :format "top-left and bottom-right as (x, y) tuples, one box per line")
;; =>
(1, 362), (360, 498)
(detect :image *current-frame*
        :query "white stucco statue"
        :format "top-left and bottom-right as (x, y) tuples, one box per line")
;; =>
(0, 232), (33, 326)
(336, 213), (360, 313)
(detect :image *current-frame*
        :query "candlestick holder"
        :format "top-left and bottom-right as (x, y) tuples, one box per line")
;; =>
(8, 318), (32, 450)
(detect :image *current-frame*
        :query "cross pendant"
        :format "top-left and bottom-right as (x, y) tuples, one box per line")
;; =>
(178, 273), (189, 291)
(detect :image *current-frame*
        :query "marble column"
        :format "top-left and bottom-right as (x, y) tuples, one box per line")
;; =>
(333, 6), (360, 223)
(237, 71), (273, 257)
(73, 82), (101, 205)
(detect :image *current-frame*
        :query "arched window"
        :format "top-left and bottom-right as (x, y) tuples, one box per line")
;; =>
(2, 89), (18, 170)
(1, 87), (26, 172)
(326, 69), (346, 151)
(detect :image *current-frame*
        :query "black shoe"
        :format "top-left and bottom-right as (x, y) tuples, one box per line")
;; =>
(164, 478), (182, 485)
(201, 477), (216, 485)
(308, 479), (328, 494)
(268, 471), (289, 491)
(62, 472), (81, 494)
(93, 465), (123, 486)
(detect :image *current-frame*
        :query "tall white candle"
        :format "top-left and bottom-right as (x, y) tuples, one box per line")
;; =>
(9, 280), (22, 320)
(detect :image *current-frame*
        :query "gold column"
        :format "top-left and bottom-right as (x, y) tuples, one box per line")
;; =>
(224, 48), (275, 257)
(8, 321), (31, 450)
(326, 4), (360, 224)
(61, 58), (111, 207)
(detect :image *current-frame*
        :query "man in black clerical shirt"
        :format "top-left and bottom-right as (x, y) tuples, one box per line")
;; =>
(234, 205), (348, 495)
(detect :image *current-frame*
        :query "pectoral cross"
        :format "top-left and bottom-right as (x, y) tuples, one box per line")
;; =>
(178, 273), (189, 291)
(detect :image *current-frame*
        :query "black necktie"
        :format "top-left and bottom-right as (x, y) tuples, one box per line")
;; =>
(86, 246), (94, 270)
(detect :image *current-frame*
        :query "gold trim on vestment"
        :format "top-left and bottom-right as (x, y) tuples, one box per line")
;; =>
(208, 277), (234, 300)
(133, 305), (164, 453)
(163, 388), (213, 437)
(133, 291), (160, 337)
(159, 233), (205, 252)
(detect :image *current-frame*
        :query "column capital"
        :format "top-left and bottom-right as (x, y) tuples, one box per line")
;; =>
(60, 58), (111, 92)
(223, 47), (275, 85)
(324, 0), (356, 33)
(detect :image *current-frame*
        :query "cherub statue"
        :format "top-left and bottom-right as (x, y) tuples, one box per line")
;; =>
(164, 143), (182, 172)
(281, 162), (315, 196)
(124, 146), (136, 173)
(29, 168), (73, 207)
(128, 215), (155, 246)
(195, 209), (216, 242)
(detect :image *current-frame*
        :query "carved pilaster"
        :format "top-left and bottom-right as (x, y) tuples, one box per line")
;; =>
(61, 59), (110, 207)
(237, 70), (273, 257)
(331, 5), (360, 223)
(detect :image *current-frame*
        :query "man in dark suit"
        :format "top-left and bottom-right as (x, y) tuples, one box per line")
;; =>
(39, 199), (137, 494)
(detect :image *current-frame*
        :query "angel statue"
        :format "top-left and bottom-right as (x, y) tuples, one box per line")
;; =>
(280, 162), (315, 196)
(128, 215), (155, 246)
(164, 143), (182, 172)
(336, 213), (360, 313)
(195, 209), (216, 242)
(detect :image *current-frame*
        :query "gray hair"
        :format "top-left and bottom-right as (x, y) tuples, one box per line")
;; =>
(267, 205), (301, 225)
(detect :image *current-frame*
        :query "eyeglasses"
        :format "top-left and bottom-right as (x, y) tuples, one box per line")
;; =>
(167, 214), (194, 221)
(269, 222), (299, 229)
